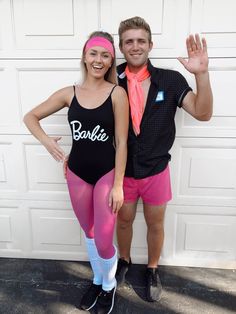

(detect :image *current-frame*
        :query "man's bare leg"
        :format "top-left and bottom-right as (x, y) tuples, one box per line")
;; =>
(143, 203), (166, 267)
(143, 203), (166, 301)
(116, 202), (137, 284)
(116, 201), (137, 262)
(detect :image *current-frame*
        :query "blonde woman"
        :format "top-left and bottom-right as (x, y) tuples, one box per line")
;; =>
(24, 31), (129, 314)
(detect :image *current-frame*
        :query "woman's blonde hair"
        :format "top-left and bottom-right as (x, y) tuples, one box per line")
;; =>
(80, 31), (117, 84)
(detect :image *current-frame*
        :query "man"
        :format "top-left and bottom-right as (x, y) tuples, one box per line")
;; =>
(115, 16), (213, 302)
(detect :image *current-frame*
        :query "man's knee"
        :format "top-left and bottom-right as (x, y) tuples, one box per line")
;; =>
(117, 214), (133, 229)
(147, 220), (164, 233)
(144, 204), (166, 227)
(117, 203), (136, 228)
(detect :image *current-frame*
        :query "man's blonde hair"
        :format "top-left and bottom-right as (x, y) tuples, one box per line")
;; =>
(118, 16), (152, 47)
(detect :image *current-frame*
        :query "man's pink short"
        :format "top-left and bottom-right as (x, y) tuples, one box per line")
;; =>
(123, 165), (172, 206)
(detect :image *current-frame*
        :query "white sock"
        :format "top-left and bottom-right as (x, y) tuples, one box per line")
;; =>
(99, 246), (117, 291)
(85, 237), (102, 285)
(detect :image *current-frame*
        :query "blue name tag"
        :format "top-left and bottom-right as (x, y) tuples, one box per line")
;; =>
(155, 91), (164, 102)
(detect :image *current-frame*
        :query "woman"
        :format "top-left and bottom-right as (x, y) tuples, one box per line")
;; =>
(24, 31), (129, 314)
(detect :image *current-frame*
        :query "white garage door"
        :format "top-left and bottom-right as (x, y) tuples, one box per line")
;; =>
(0, 0), (235, 269)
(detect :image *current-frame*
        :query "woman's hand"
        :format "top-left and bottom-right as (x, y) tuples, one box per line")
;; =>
(109, 186), (124, 213)
(41, 136), (65, 162)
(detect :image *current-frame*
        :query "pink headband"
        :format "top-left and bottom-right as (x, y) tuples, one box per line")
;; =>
(85, 36), (115, 58)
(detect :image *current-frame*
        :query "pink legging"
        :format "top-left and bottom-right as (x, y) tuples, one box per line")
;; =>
(66, 167), (116, 259)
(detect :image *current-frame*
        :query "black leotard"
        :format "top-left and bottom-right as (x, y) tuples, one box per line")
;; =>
(67, 86), (116, 185)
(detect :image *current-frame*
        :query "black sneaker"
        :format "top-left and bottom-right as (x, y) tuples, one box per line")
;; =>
(80, 283), (102, 310)
(146, 267), (162, 302)
(95, 285), (116, 314)
(116, 257), (132, 285)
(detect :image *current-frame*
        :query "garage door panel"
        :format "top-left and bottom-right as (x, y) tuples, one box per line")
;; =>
(170, 138), (236, 206)
(0, 66), (20, 128)
(191, 0), (236, 56)
(0, 142), (19, 192)
(101, 0), (190, 57)
(24, 141), (70, 193)
(163, 205), (236, 268)
(12, 0), (98, 51)
(18, 61), (80, 133)
(175, 211), (236, 261)
(0, 206), (29, 256)
(176, 59), (236, 137)
(30, 207), (86, 260)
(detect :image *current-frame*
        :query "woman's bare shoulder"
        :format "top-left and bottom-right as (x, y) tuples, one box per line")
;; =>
(112, 85), (128, 99)
(52, 85), (75, 107)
